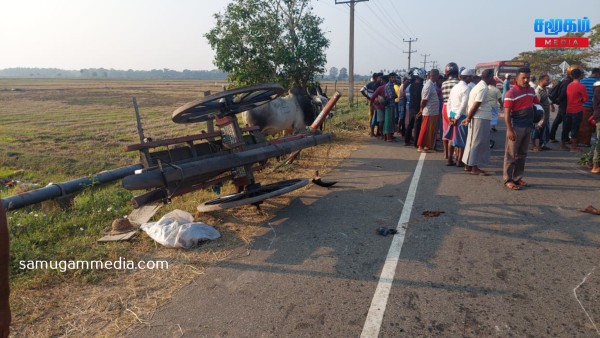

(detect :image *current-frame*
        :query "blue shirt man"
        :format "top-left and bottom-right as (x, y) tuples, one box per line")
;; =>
(502, 75), (513, 103)
(581, 68), (600, 108)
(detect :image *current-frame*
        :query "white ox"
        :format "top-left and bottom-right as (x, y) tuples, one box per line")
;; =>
(242, 86), (326, 135)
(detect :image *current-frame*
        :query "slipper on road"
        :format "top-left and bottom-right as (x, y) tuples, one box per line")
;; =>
(579, 205), (600, 215)
(514, 180), (529, 187)
(504, 181), (521, 190)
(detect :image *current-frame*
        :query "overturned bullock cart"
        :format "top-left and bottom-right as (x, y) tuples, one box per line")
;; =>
(2, 83), (341, 217)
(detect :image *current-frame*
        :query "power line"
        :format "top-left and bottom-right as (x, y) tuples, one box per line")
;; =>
(354, 14), (404, 54)
(367, 1), (408, 39)
(383, 0), (414, 36)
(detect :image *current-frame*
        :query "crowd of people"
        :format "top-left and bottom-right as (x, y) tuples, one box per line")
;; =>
(360, 63), (600, 190)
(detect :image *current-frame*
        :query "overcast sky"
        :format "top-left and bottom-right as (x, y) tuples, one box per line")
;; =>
(1, 0), (599, 75)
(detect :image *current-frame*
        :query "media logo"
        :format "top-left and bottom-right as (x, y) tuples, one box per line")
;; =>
(533, 17), (590, 48)
(534, 17), (590, 35)
(535, 37), (589, 48)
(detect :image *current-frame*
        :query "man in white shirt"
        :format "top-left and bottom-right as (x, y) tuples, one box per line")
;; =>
(417, 69), (440, 152)
(445, 68), (473, 166)
(487, 82), (502, 132)
(529, 75), (538, 91)
(462, 69), (495, 175)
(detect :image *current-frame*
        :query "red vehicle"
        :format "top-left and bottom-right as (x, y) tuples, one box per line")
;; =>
(475, 60), (530, 88)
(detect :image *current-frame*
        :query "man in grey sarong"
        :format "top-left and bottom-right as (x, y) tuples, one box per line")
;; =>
(462, 69), (496, 175)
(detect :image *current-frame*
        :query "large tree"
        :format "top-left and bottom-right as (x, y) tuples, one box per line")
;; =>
(338, 67), (348, 81)
(513, 24), (600, 77)
(328, 66), (339, 80)
(205, 0), (329, 89)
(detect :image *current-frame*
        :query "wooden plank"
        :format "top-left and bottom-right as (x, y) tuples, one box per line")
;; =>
(241, 126), (260, 132)
(97, 230), (137, 243)
(128, 203), (162, 225)
(125, 132), (222, 151)
(125, 126), (260, 152)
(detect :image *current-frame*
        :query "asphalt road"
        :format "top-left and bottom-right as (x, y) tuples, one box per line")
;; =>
(129, 122), (600, 337)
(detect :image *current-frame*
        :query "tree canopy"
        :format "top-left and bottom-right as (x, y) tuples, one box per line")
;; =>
(205, 0), (329, 89)
(514, 24), (600, 77)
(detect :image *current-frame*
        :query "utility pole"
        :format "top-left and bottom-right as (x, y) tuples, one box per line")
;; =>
(336, 0), (369, 105)
(403, 38), (418, 70)
(421, 54), (430, 70)
(431, 61), (438, 70)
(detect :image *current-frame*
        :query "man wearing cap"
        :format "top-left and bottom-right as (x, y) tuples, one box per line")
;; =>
(441, 63), (460, 160)
(503, 67), (540, 190)
(445, 68), (473, 166)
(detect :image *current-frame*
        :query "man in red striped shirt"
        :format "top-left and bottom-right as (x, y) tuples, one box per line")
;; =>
(502, 67), (540, 190)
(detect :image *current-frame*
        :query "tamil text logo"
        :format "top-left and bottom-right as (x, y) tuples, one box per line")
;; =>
(534, 17), (590, 48)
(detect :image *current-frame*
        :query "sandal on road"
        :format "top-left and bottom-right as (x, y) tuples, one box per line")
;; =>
(579, 205), (600, 215)
(504, 181), (521, 190)
(514, 180), (528, 187)
(471, 169), (490, 176)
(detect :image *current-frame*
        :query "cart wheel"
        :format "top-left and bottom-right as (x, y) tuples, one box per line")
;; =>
(197, 179), (308, 212)
(172, 83), (285, 124)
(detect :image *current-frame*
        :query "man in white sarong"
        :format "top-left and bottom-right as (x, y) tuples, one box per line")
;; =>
(462, 69), (495, 176)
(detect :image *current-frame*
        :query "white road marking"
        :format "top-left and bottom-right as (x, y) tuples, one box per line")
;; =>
(361, 153), (426, 338)
(573, 265), (600, 335)
(267, 222), (277, 249)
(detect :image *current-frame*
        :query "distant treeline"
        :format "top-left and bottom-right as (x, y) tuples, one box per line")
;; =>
(0, 67), (228, 80)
